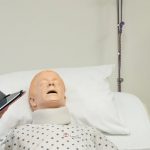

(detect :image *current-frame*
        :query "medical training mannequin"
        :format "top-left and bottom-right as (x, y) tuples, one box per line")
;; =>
(28, 70), (71, 125)
(29, 70), (66, 110)
(0, 70), (118, 150)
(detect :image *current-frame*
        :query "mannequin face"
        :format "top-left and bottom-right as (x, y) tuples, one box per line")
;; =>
(29, 71), (66, 111)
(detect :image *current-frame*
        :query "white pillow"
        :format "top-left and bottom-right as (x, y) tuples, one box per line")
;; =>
(0, 65), (129, 135)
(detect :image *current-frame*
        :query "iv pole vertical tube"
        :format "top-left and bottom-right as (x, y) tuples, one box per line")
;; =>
(117, 0), (120, 92)
(117, 0), (124, 92)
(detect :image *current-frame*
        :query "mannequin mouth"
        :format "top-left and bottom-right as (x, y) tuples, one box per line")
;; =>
(47, 90), (57, 95)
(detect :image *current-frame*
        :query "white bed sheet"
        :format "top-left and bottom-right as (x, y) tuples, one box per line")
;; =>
(106, 92), (150, 150)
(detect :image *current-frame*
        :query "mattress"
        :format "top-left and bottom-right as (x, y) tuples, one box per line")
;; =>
(106, 92), (150, 150)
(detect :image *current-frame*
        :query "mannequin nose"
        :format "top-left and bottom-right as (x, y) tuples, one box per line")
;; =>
(48, 83), (55, 86)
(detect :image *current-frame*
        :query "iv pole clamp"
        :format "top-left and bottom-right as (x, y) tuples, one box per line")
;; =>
(117, 0), (125, 92)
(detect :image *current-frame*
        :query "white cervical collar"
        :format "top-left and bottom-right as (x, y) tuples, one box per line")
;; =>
(32, 107), (71, 125)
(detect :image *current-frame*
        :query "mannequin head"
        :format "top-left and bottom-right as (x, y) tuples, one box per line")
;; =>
(29, 70), (66, 111)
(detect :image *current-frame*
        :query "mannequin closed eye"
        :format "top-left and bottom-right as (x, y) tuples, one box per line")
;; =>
(47, 90), (57, 94)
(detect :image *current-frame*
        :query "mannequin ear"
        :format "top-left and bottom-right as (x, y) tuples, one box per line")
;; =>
(29, 97), (37, 111)
(63, 96), (67, 105)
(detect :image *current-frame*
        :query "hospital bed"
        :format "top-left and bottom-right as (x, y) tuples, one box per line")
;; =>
(0, 0), (150, 149)
(0, 66), (150, 150)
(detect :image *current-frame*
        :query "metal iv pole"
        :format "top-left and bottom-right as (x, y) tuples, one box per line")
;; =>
(117, 0), (125, 92)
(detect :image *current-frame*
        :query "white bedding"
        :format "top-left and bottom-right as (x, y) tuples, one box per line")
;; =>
(106, 92), (150, 150)
(1, 92), (149, 150)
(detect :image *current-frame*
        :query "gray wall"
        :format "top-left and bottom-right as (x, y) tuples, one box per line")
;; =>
(123, 0), (150, 114)
(0, 0), (150, 114)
